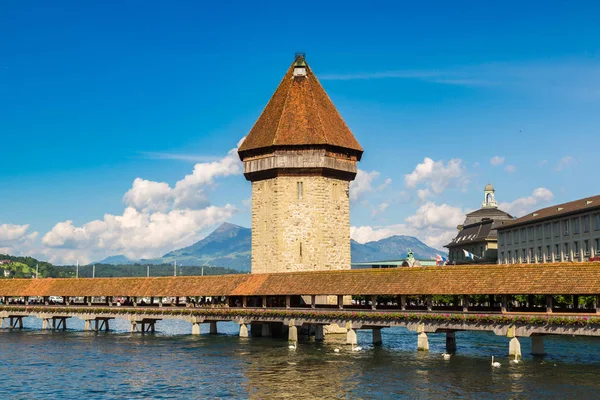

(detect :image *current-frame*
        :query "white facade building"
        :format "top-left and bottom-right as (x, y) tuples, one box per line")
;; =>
(497, 194), (600, 264)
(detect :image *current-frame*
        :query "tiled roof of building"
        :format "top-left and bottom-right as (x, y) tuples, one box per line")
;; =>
(463, 207), (513, 226)
(238, 55), (363, 158)
(446, 220), (494, 248)
(498, 194), (600, 230)
(2, 263), (600, 296)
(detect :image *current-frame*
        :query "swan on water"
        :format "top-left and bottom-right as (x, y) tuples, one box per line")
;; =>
(491, 356), (501, 368)
(442, 353), (451, 360)
(333, 348), (340, 353)
(510, 359), (521, 364)
(351, 343), (362, 352)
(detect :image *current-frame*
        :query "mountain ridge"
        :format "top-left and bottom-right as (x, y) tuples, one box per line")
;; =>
(97, 223), (447, 271)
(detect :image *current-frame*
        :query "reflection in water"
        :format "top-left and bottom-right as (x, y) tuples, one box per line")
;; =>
(1, 318), (600, 399)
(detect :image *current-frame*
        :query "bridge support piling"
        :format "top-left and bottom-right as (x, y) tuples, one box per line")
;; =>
(509, 337), (522, 360)
(209, 321), (218, 335)
(239, 322), (248, 338)
(192, 322), (201, 335)
(84, 320), (90, 331)
(373, 328), (383, 345)
(315, 324), (324, 341)
(446, 332), (457, 353)
(261, 323), (271, 337)
(531, 336), (546, 356)
(288, 325), (298, 343)
(346, 328), (357, 345)
(417, 332), (429, 351)
(251, 323), (262, 337)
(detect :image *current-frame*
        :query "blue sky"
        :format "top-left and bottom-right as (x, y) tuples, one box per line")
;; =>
(1, 1), (599, 264)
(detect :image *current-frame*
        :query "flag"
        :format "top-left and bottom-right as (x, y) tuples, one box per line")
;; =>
(435, 254), (448, 266)
(463, 249), (479, 260)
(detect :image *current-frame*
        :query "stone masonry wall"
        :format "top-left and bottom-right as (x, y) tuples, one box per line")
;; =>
(251, 175), (351, 273)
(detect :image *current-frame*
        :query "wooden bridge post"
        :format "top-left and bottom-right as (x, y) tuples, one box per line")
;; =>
(285, 295), (290, 309)
(400, 295), (406, 311)
(261, 323), (271, 337)
(501, 295), (508, 313)
(596, 295), (600, 314)
(462, 295), (469, 312)
(531, 335), (546, 356)
(311, 295), (316, 309)
(373, 328), (383, 345)
(314, 324), (324, 341)
(262, 296), (267, 308)
(446, 331), (457, 353)
(546, 295), (553, 314)
(24, 296), (29, 306)
(426, 295), (433, 311)
(242, 296), (248, 308)
(337, 295), (344, 310)
(371, 295), (377, 310)
(209, 321), (218, 335)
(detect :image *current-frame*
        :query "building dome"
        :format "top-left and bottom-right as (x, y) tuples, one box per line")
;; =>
(484, 183), (495, 191)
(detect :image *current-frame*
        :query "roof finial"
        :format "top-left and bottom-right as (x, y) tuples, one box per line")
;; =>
(293, 52), (307, 77)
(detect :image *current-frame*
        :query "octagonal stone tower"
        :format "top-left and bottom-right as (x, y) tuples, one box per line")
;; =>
(238, 54), (363, 274)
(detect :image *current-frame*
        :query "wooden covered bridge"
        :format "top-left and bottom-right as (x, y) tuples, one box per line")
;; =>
(2, 263), (600, 359)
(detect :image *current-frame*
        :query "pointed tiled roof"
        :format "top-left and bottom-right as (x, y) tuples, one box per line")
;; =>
(238, 55), (363, 158)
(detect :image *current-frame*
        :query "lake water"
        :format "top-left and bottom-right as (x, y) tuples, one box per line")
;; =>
(1, 317), (600, 399)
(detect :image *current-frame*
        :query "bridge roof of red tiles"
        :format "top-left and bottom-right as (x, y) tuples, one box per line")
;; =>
(1, 263), (600, 297)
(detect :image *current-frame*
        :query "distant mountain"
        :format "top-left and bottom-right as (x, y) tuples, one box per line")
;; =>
(98, 224), (446, 271)
(351, 236), (445, 263)
(94, 255), (137, 265)
(144, 222), (252, 272)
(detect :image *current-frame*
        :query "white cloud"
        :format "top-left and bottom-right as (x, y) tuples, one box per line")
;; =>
(504, 165), (517, 173)
(42, 206), (236, 264)
(350, 169), (380, 201)
(352, 202), (467, 250)
(41, 144), (243, 264)
(555, 156), (575, 171)
(123, 179), (173, 213)
(404, 157), (467, 195)
(490, 156), (505, 166)
(0, 224), (31, 242)
(0, 224), (38, 256)
(499, 187), (554, 217)
(371, 203), (389, 217)
(405, 202), (465, 230)
(123, 147), (241, 212)
(417, 189), (432, 202)
(377, 178), (392, 191)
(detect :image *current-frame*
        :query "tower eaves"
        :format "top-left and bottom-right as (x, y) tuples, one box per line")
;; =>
(238, 55), (363, 160)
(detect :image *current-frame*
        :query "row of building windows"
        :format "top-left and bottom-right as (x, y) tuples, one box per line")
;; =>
(499, 238), (600, 264)
(499, 214), (600, 246)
